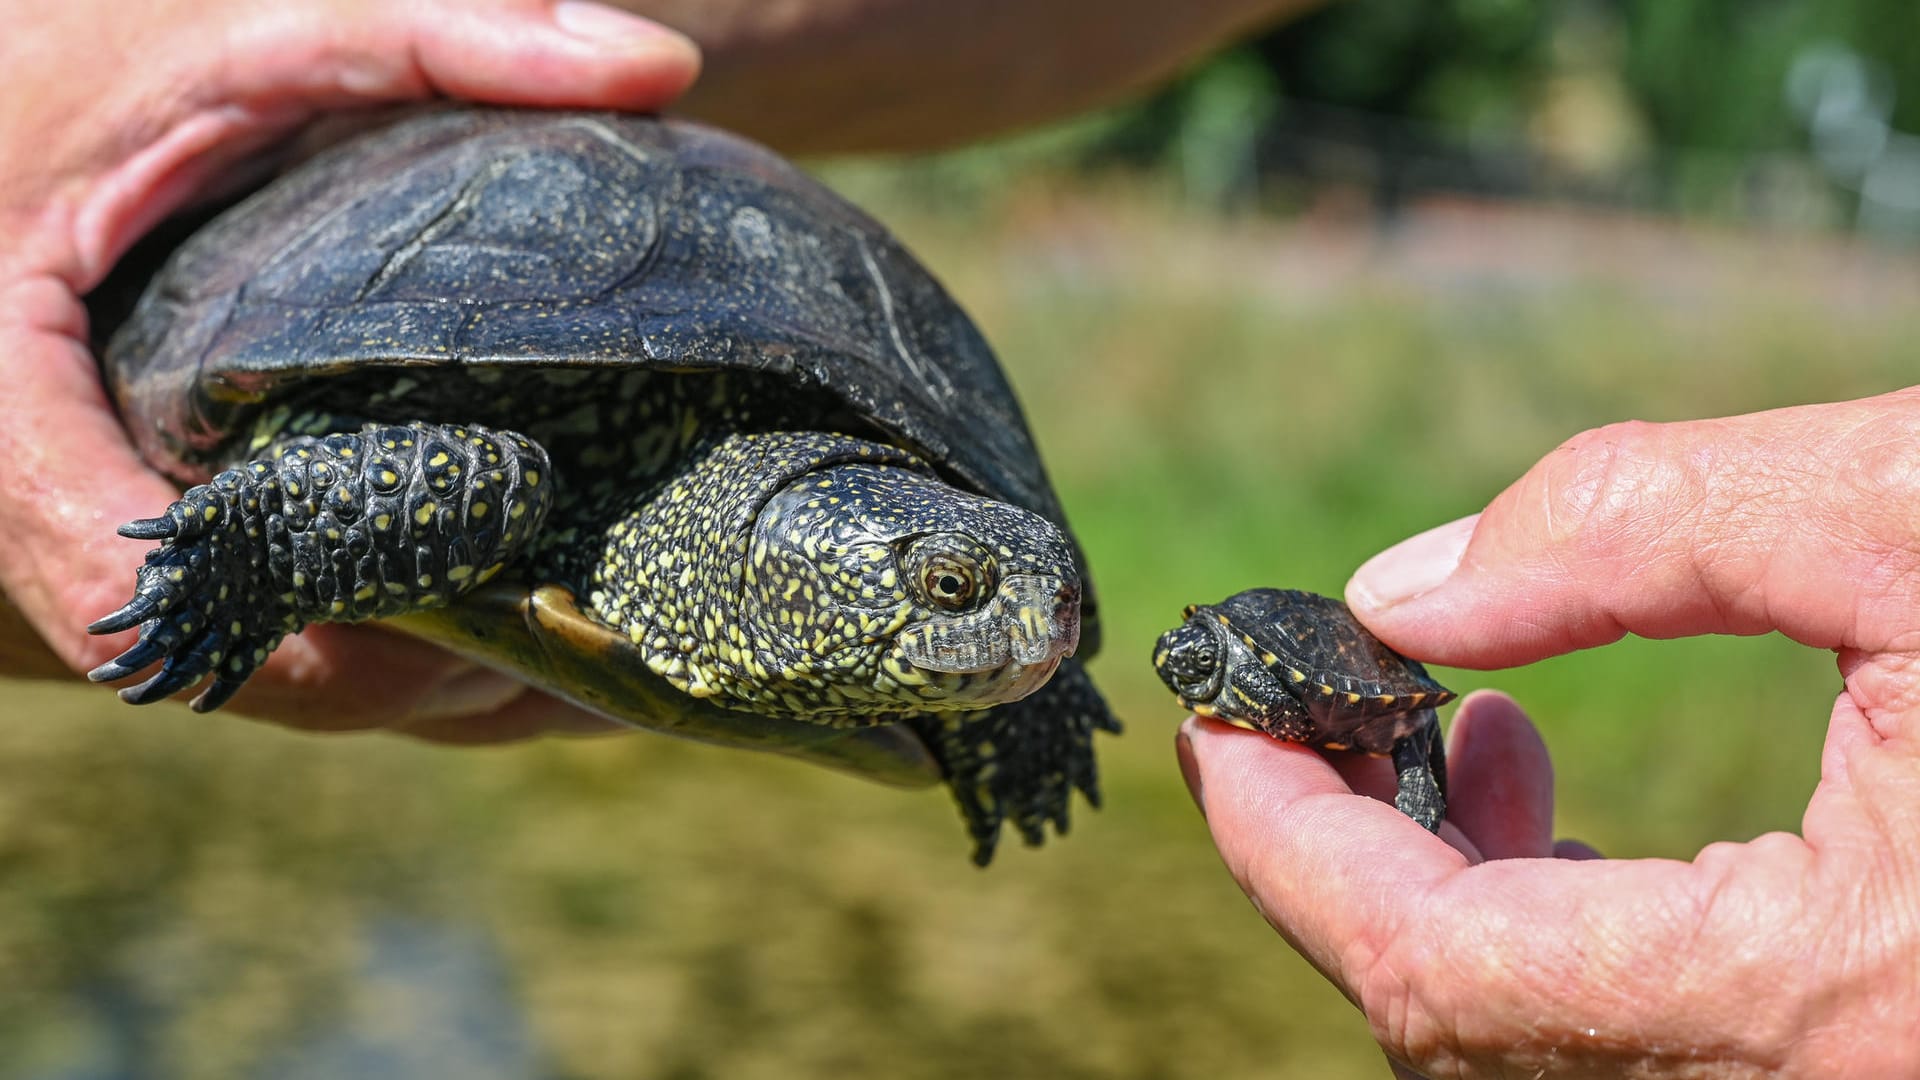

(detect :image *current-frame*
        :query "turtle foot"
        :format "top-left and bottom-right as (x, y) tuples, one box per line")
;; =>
(910, 660), (1120, 866)
(88, 422), (552, 711)
(1389, 715), (1448, 833)
(88, 472), (294, 710)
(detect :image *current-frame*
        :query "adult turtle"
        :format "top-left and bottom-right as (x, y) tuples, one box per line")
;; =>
(1153, 589), (1451, 831)
(85, 108), (1116, 864)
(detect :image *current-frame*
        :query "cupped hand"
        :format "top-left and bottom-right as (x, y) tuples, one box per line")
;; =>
(0, 0), (698, 740)
(1179, 386), (1920, 1078)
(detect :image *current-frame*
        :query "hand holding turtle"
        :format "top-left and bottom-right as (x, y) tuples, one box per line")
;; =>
(1180, 387), (1920, 1077)
(0, 0), (699, 740)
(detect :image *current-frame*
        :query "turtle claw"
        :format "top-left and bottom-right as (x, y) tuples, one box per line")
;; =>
(87, 632), (172, 684)
(117, 516), (178, 541)
(89, 473), (294, 708)
(86, 593), (161, 638)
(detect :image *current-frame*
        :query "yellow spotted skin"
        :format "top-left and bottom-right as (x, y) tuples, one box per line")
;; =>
(1152, 588), (1455, 832)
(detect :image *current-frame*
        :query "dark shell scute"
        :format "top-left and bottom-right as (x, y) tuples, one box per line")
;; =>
(1218, 588), (1447, 703)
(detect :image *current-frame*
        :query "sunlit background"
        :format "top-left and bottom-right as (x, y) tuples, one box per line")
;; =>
(7, 2), (1919, 1076)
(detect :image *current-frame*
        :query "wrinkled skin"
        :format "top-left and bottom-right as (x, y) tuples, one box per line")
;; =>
(1180, 388), (1920, 1078)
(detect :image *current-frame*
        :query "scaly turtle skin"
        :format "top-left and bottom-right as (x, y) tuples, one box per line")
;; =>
(85, 108), (1117, 864)
(1153, 589), (1452, 831)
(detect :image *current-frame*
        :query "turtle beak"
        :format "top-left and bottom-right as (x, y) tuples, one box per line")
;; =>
(897, 573), (1080, 676)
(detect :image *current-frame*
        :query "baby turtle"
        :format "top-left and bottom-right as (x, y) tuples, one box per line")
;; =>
(1154, 589), (1453, 831)
(84, 108), (1118, 864)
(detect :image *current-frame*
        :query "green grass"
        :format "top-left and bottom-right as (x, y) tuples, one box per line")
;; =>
(2, 180), (1914, 1078)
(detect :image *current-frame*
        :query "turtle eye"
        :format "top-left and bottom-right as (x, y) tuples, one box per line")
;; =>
(903, 535), (995, 612)
(922, 554), (980, 610)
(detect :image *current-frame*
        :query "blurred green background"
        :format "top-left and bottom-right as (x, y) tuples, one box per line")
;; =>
(8, 1), (1920, 1077)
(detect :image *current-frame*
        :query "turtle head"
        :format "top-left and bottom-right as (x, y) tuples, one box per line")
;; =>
(745, 459), (1082, 718)
(1153, 609), (1230, 713)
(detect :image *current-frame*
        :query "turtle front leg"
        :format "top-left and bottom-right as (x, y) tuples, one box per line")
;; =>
(89, 422), (552, 711)
(1389, 712), (1447, 833)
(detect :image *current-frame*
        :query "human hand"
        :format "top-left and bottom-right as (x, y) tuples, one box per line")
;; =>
(1178, 386), (1920, 1078)
(0, 0), (697, 741)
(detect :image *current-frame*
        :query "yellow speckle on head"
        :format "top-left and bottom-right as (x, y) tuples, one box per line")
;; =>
(447, 565), (473, 582)
(524, 470), (541, 488)
(354, 585), (376, 601)
(417, 574), (434, 588)
(470, 502), (489, 518)
(373, 513), (392, 531)
(428, 452), (450, 468)
(414, 503), (436, 526)
(202, 505), (219, 521)
(292, 572), (307, 588)
(328, 601), (345, 615)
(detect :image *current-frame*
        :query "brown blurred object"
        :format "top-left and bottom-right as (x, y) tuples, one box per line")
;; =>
(623, 0), (1324, 154)
(0, 587), (75, 681)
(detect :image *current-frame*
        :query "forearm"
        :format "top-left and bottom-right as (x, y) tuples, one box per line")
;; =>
(627, 0), (1322, 153)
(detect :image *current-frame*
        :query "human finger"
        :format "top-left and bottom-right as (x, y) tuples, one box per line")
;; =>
(1440, 690), (1555, 861)
(1184, 713), (1835, 1075)
(1345, 388), (1920, 668)
(209, 624), (621, 740)
(25, 0), (699, 283)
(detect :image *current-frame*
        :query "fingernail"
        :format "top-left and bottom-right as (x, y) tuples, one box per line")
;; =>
(1176, 720), (1205, 817)
(1349, 514), (1478, 612)
(411, 667), (529, 723)
(554, 1), (696, 52)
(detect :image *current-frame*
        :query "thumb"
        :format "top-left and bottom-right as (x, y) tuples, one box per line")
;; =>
(1344, 387), (1920, 667)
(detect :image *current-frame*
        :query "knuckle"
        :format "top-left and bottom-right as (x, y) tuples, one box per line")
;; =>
(1532, 420), (1691, 564)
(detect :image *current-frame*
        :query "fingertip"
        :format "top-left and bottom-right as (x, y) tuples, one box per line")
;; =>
(407, 0), (702, 110)
(1346, 514), (1477, 617)
(1445, 690), (1557, 860)
(1174, 720), (1204, 816)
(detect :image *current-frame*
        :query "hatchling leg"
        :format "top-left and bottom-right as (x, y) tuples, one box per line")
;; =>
(88, 422), (552, 711)
(1389, 712), (1447, 833)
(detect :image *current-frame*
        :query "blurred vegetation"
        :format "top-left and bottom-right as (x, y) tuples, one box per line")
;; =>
(9, 177), (1919, 1075)
(1089, 0), (1920, 231)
